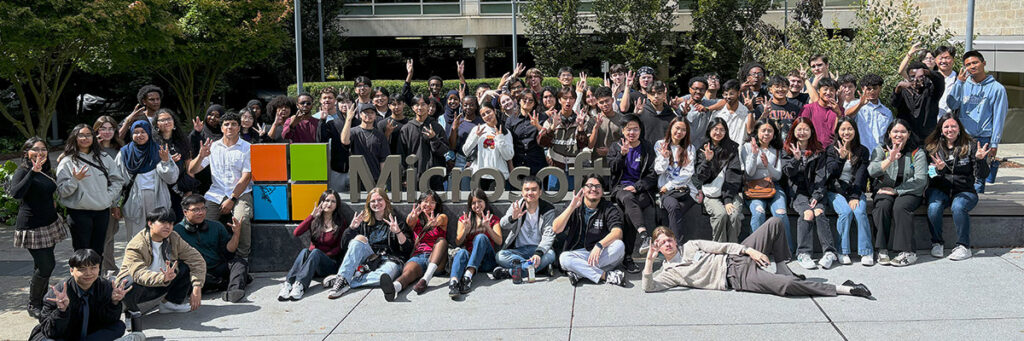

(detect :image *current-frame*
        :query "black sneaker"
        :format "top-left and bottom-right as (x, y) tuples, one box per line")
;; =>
(547, 263), (558, 277)
(380, 273), (397, 302)
(638, 230), (652, 253)
(459, 276), (472, 294)
(567, 271), (582, 287)
(605, 269), (626, 287)
(223, 289), (245, 303)
(622, 257), (641, 274)
(125, 310), (143, 332)
(448, 279), (461, 299)
(843, 280), (872, 298)
(491, 267), (512, 280)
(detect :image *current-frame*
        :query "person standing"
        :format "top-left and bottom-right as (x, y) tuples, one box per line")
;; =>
(946, 50), (1009, 193)
(398, 94), (449, 191)
(57, 124), (124, 260)
(118, 85), (163, 141)
(891, 62), (944, 140)
(282, 93), (320, 143)
(844, 74), (892, 157)
(116, 120), (179, 243)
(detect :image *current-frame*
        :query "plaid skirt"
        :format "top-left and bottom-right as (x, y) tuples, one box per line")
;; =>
(13, 216), (68, 249)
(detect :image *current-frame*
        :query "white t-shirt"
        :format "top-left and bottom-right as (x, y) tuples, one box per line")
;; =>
(516, 209), (542, 247)
(202, 138), (252, 203)
(938, 70), (957, 116)
(148, 240), (165, 273)
(713, 104), (750, 144)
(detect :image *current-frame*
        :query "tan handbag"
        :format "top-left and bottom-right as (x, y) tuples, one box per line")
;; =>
(744, 177), (777, 199)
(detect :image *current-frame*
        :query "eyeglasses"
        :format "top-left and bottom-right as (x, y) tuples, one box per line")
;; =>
(749, 72), (764, 76)
(583, 183), (602, 189)
(355, 85), (370, 89)
(157, 117), (174, 123)
(29, 147), (47, 152)
(76, 133), (94, 139)
(186, 207), (207, 213)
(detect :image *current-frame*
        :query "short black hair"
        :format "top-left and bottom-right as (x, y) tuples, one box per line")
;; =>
(267, 95), (296, 116)
(558, 66), (573, 75)
(221, 112), (240, 126)
(859, 74), (884, 88)
(475, 83), (491, 91)
(768, 75), (789, 88)
(582, 173), (607, 189)
(181, 194), (205, 209)
(521, 176), (541, 188)
(934, 45), (956, 58)
(609, 64), (628, 74)
(963, 50), (985, 63)
(740, 62), (767, 78)
(137, 85), (163, 104)
(648, 80), (668, 93)
(68, 249), (102, 269)
(837, 74), (857, 87)
(146, 207), (177, 224)
(722, 79), (741, 92)
(354, 76), (372, 87)
(808, 54), (828, 65)
(817, 77), (839, 90)
(594, 86), (613, 99)
(907, 61), (930, 73)
(621, 113), (642, 128)
(428, 75), (443, 83)
(688, 76), (708, 89)
(297, 92), (314, 101)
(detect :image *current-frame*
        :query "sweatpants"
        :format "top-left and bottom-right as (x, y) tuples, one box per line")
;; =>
(872, 193), (921, 253)
(559, 240), (625, 283)
(725, 218), (837, 297)
(203, 257), (250, 293)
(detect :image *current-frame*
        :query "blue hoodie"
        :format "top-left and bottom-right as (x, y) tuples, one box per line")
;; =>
(946, 75), (1008, 147)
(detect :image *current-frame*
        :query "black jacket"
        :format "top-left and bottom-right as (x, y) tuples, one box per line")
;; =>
(693, 139), (743, 205)
(319, 117), (353, 173)
(928, 143), (990, 195)
(782, 150), (828, 202)
(607, 139), (658, 198)
(397, 119), (449, 174)
(823, 146), (871, 200)
(562, 199), (624, 252)
(31, 278), (123, 341)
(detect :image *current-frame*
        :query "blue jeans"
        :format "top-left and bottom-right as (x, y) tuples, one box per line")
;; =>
(747, 185), (793, 251)
(450, 234), (497, 277)
(827, 192), (873, 256)
(335, 239), (402, 289)
(445, 154), (471, 191)
(496, 245), (557, 270)
(973, 136), (998, 193)
(286, 248), (338, 289)
(408, 253), (431, 270)
(927, 188), (979, 247)
(547, 163), (574, 191)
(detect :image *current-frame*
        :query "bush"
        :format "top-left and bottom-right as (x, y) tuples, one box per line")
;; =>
(288, 77), (604, 99)
(1, 160), (19, 226)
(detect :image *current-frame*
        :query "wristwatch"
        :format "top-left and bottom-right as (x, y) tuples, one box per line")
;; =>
(594, 243), (604, 250)
(230, 196), (238, 203)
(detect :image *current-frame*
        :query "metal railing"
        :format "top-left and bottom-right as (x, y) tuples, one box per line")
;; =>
(342, 0), (461, 16)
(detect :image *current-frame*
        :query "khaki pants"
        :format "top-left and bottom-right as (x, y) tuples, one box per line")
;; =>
(205, 193), (254, 258)
(704, 197), (743, 243)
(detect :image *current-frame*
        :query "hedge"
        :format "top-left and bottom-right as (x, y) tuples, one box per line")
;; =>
(287, 77), (605, 100)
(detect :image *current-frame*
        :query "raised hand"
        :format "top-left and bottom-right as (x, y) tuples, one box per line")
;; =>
(742, 92), (754, 110)
(886, 144), (902, 162)
(576, 72), (588, 91)
(908, 42), (923, 56)
(659, 141), (671, 158)
(255, 123), (267, 137)
(957, 66), (968, 82)
(31, 156), (45, 173)
(129, 104), (145, 121)
(227, 217), (241, 235)
(385, 120), (396, 137)
(619, 138), (630, 155)
(475, 124), (486, 137)
(513, 63), (526, 78)
(633, 98), (644, 113)
(529, 112), (541, 130)
(789, 143), (803, 160)
(161, 261), (178, 284)
(836, 139), (850, 159)
(931, 153), (947, 170)
(72, 165), (90, 180)
(452, 113), (464, 131)
(569, 189), (584, 210)
(198, 138), (213, 159)
(422, 125), (437, 139)
(511, 200), (525, 220)
(159, 144), (170, 162)
(575, 112), (586, 129)
(456, 60), (466, 80)
(425, 211), (439, 228)
(111, 278), (132, 303)
(386, 214), (401, 234)
(809, 198), (817, 209)
(171, 153), (182, 162)
(644, 239), (658, 261)
(349, 212), (364, 229)
(976, 142), (991, 160)
(312, 201), (326, 217)
(192, 116), (204, 133)
(624, 70), (635, 89)
(405, 59), (414, 77)
(702, 143), (714, 160)
(46, 282), (70, 311)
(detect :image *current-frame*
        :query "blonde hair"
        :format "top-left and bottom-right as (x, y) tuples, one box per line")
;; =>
(651, 226), (675, 242)
(361, 187), (393, 226)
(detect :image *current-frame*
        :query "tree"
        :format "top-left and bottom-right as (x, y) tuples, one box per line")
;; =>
(142, 0), (291, 121)
(521, 0), (591, 75)
(746, 0), (956, 95)
(0, 0), (167, 140)
(684, 0), (774, 79)
(592, 0), (676, 73)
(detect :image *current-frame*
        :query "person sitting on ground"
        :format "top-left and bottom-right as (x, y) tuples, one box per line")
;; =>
(553, 174), (627, 287)
(280, 190), (345, 301)
(117, 207), (205, 316)
(449, 189), (503, 299)
(492, 176), (559, 279)
(607, 114), (659, 273)
(31, 249), (130, 341)
(327, 188), (411, 299)
(641, 219), (872, 298)
(377, 191), (448, 301)
(173, 194), (248, 302)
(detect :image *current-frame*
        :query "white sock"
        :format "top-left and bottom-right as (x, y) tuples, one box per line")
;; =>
(836, 285), (852, 295)
(450, 277), (458, 285)
(463, 270), (474, 280)
(393, 281), (403, 292)
(423, 263), (438, 283)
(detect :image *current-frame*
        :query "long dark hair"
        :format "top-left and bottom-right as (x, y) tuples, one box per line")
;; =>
(21, 137), (52, 174)
(466, 189), (495, 234)
(311, 190), (343, 240)
(925, 113), (974, 159)
(784, 117), (824, 155)
(833, 117), (867, 164)
(60, 124), (103, 166)
(93, 115), (122, 149)
(705, 117), (734, 147)
(518, 89), (537, 115)
(750, 118), (783, 150)
(152, 108), (192, 161)
(412, 190), (444, 246)
(663, 117), (691, 167)
(882, 118), (919, 153)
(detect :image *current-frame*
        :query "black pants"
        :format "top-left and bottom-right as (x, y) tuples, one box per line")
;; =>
(792, 194), (835, 255)
(661, 192), (697, 243)
(203, 257), (250, 293)
(872, 193), (922, 253)
(67, 208), (110, 257)
(28, 247), (55, 306)
(614, 188), (652, 255)
(123, 263), (192, 312)
(726, 218), (837, 297)
(30, 320), (126, 341)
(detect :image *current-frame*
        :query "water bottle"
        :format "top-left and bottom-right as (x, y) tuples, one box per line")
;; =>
(526, 260), (536, 283)
(511, 260), (523, 284)
(928, 165), (938, 178)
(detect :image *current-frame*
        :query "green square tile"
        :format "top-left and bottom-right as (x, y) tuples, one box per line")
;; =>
(289, 143), (328, 181)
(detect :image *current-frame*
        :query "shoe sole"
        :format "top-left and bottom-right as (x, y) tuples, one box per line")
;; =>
(380, 274), (396, 302)
(413, 280), (428, 295)
(225, 289), (245, 303)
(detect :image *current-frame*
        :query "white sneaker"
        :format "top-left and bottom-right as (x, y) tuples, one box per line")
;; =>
(949, 245), (973, 261)
(158, 301), (191, 314)
(931, 243), (944, 258)
(322, 274), (338, 289)
(797, 253), (817, 269)
(877, 250), (891, 266)
(891, 251), (918, 267)
(839, 254), (853, 265)
(860, 254), (875, 266)
(818, 252), (837, 269)
(277, 282), (293, 301)
(288, 283), (304, 300)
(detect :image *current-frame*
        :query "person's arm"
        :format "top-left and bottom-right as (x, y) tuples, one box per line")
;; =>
(7, 167), (35, 199)
(461, 127), (480, 157)
(642, 265), (676, 293)
(636, 149), (660, 193)
(741, 144), (758, 178)
(692, 239), (747, 255)
(536, 208), (557, 255)
(157, 157), (179, 185)
(281, 116), (294, 139)
(572, 89), (585, 115)
(54, 159), (79, 199)
(844, 99), (866, 117)
(340, 107), (356, 146)
(455, 215), (470, 247)
(225, 222), (240, 254)
(990, 86), (1009, 149)
(867, 146), (887, 178)
(654, 141), (670, 175)
(897, 46), (916, 80)
(552, 200), (577, 235)
(36, 287), (71, 338)
(536, 120), (554, 147)
(104, 155), (126, 207)
(496, 130), (515, 161)
(487, 217), (503, 246)
(294, 214), (314, 237)
(428, 122), (450, 159)
(607, 140), (625, 177)
(619, 91), (632, 113)
(187, 145), (209, 176)
(173, 234), (208, 288)
(722, 150), (744, 205)
(849, 148), (870, 199)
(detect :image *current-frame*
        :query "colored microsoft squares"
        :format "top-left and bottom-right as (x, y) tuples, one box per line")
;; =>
(291, 184), (328, 221)
(252, 184), (289, 221)
(250, 144), (288, 182)
(289, 144), (328, 181)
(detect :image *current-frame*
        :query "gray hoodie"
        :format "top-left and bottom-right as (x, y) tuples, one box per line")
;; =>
(56, 152), (125, 211)
(500, 199), (557, 257)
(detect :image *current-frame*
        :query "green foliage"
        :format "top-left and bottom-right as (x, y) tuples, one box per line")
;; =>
(520, 0), (592, 75)
(289, 77), (603, 102)
(0, 136), (22, 155)
(684, 0), (775, 78)
(746, 0), (957, 95)
(0, 0), (166, 140)
(0, 160), (19, 226)
(592, 0), (676, 71)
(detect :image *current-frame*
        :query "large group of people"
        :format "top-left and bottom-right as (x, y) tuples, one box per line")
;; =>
(7, 45), (1008, 340)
